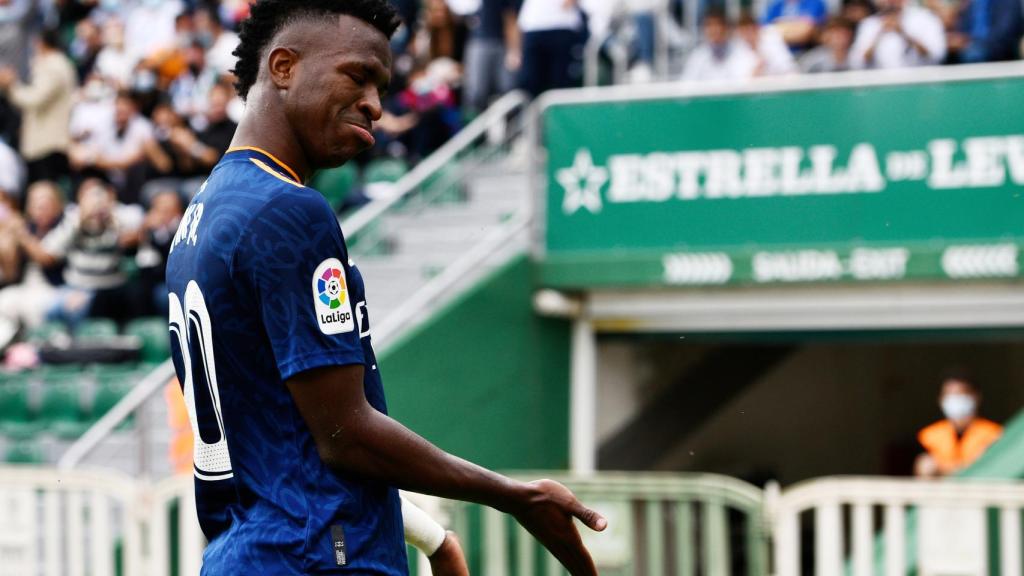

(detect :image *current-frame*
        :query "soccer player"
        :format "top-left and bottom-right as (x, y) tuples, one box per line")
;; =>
(164, 1), (607, 574)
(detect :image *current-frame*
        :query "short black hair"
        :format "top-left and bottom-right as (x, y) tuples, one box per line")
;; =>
(940, 366), (979, 392)
(39, 28), (62, 51)
(232, 0), (401, 101)
(703, 7), (729, 26)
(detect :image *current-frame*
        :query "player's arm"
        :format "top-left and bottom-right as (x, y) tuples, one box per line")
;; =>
(287, 365), (607, 576)
(401, 496), (468, 576)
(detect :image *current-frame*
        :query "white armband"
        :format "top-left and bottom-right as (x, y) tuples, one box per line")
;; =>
(401, 495), (447, 557)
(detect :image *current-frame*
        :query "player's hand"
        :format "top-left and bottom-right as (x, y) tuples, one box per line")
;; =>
(428, 531), (469, 576)
(511, 479), (607, 576)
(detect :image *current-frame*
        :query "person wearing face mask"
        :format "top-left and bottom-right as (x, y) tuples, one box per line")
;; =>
(914, 371), (1002, 478)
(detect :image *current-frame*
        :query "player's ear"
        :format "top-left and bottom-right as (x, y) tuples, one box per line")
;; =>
(268, 47), (299, 91)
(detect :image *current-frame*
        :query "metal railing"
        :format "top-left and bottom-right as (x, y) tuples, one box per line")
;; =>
(456, 472), (769, 576)
(769, 476), (1024, 576)
(0, 466), (141, 576)
(5, 468), (1024, 576)
(341, 90), (528, 243)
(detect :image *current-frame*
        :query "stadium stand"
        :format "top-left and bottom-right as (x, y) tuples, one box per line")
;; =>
(1, 1), (1024, 575)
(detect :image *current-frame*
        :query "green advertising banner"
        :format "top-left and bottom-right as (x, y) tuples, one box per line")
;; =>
(540, 71), (1024, 288)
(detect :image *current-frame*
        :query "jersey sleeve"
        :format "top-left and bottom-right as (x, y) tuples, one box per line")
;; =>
(233, 190), (365, 382)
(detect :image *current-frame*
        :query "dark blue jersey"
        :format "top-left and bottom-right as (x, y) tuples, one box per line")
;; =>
(165, 147), (406, 575)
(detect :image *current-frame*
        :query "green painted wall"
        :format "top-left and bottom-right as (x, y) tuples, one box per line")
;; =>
(378, 254), (572, 471)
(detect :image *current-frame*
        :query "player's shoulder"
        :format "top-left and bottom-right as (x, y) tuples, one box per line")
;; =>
(208, 148), (334, 220)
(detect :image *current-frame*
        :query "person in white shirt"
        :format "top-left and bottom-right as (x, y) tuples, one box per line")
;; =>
(70, 91), (154, 205)
(517, 0), (586, 97)
(682, 8), (759, 83)
(850, 0), (946, 69)
(736, 13), (798, 76)
(194, 6), (240, 77)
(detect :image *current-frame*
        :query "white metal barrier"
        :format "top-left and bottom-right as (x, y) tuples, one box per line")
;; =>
(5, 469), (1024, 576)
(0, 467), (141, 576)
(769, 476), (1024, 576)
(0, 467), (199, 576)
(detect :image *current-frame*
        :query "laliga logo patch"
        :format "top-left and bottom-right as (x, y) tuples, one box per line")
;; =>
(312, 258), (355, 335)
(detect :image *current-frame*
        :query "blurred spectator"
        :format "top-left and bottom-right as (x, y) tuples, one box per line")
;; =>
(124, 0), (183, 65)
(94, 19), (134, 88)
(841, 0), (876, 26)
(0, 135), (23, 197)
(682, 9), (758, 82)
(761, 0), (828, 51)
(850, 0), (946, 69)
(378, 58), (461, 164)
(0, 29), (77, 185)
(463, 0), (520, 113)
(132, 188), (181, 316)
(0, 180), (64, 347)
(168, 40), (218, 127)
(914, 370), (1002, 478)
(70, 90), (153, 204)
(16, 177), (141, 329)
(517, 0), (587, 97)
(424, 0), (459, 61)
(194, 6), (239, 76)
(71, 18), (104, 82)
(166, 82), (236, 189)
(947, 0), (1022, 63)
(737, 12), (798, 75)
(0, 0), (35, 79)
(0, 190), (18, 285)
(142, 98), (194, 198)
(800, 16), (856, 72)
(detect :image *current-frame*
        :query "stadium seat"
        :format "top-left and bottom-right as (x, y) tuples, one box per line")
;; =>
(89, 364), (140, 429)
(125, 318), (171, 364)
(312, 164), (359, 211)
(90, 377), (134, 423)
(0, 377), (39, 439)
(363, 158), (408, 184)
(4, 440), (43, 464)
(39, 381), (86, 439)
(77, 318), (118, 339)
(25, 321), (68, 343)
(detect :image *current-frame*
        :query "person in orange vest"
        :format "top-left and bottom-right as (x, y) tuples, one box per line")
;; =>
(915, 371), (1002, 478)
(165, 377), (194, 476)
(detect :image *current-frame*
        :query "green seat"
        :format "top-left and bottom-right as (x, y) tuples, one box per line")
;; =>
(90, 377), (134, 421)
(90, 364), (141, 429)
(41, 365), (89, 386)
(312, 164), (359, 211)
(77, 318), (118, 339)
(25, 321), (67, 343)
(125, 318), (170, 364)
(363, 158), (408, 184)
(39, 382), (86, 439)
(5, 440), (44, 464)
(0, 377), (40, 438)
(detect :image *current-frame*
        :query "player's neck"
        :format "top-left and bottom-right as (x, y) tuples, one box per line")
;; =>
(231, 89), (310, 183)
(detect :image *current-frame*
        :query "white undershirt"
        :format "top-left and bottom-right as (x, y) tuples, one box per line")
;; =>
(518, 0), (583, 32)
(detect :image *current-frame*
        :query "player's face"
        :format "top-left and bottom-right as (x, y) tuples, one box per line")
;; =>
(287, 15), (392, 170)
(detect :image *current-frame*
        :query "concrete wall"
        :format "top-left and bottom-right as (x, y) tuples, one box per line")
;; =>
(379, 255), (573, 471)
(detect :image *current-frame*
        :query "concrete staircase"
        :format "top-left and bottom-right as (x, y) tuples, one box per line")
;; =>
(353, 154), (530, 347)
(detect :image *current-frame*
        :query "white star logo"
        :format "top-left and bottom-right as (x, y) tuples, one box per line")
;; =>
(557, 149), (608, 215)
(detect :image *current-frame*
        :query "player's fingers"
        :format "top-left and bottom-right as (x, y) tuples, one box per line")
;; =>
(553, 529), (598, 576)
(571, 499), (608, 532)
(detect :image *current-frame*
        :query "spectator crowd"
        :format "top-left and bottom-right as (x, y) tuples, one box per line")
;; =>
(602, 0), (1023, 82)
(0, 0), (1020, 358)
